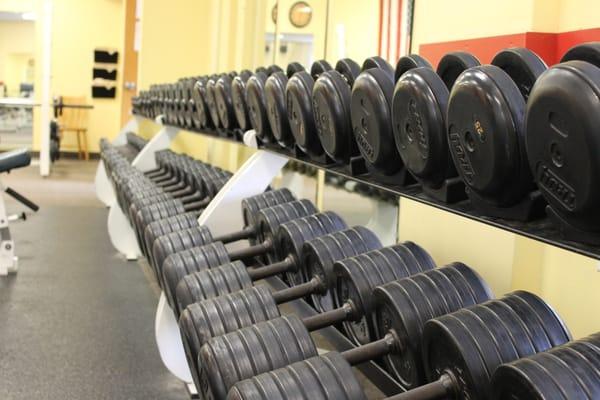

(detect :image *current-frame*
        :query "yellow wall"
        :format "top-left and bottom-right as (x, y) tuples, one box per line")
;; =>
(30, 0), (125, 154)
(0, 21), (35, 96)
(325, 0), (379, 63)
(137, 0), (215, 90)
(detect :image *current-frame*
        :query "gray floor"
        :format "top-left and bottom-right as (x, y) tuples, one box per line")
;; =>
(0, 160), (188, 399)
(0, 159), (386, 399)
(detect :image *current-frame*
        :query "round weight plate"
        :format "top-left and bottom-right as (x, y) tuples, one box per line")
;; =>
(215, 75), (237, 129)
(232, 75), (250, 131)
(351, 68), (400, 174)
(192, 78), (212, 128)
(286, 62), (305, 78)
(436, 51), (481, 90)
(313, 70), (355, 163)
(491, 47), (547, 101)
(526, 61), (600, 231)
(491, 358), (567, 400)
(423, 315), (488, 399)
(335, 58), (361, 87)
(265, 72), (294, 148)
(246, 72), (274, 143)
(205, 78), (221, 128)
(447, 65), (532, 206)
(286, 71), (324, 157)
(267, 64), (284, 75)
(393, 67), (453, 189)
(362, 56), (394, 77)
(310, 59), (333, 80)
(394, 54), (432, 82)
(560, 42), (600, 68)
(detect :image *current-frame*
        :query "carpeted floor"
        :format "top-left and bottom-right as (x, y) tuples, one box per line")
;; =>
(0, 160), (188, 399)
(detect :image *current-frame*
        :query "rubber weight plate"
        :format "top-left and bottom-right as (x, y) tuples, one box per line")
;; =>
(199, 315), (318, 400)
(351, 68), (398, 174)
(526, 61), (600, 233)
(215, 75), (237, 130)
(393, 67), (455, 189)
(313, 70), (356, 163)
(265, 72), (294, 148)
(246, 72), (274, 143)
(491, 47), (547, 101)
(436, 51), (481, 90)
(561, 42), (600, 68)
(448, 65), (532, 207)
(206, 77), (221, 129)
(232, 71), (253, 131)
(286, 71), (324, 157)
(394, 54), (432, 82)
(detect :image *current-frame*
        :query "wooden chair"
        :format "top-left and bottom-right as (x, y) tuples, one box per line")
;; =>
(57, 96), (90, 160)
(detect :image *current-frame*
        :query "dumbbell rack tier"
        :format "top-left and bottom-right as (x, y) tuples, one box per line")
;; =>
(140, 116), (600, 262)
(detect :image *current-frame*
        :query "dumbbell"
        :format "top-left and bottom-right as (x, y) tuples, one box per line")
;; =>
(192, 76), (215, 129)
(200, 262), (491, 400)
(152, 199), (317, 290)
(526, 42), (600, 243)
(350, 54), (431, 178)
(127, 164), (224, 219)
(175, 211), (348, 315)
(132, 170), (230, 245)
(143, 188), (296, 268)
(263, 62), (306, 149)
(244, 65), (288, 144)
(162, 206), (340, 314)
(389, 290), (571, 399)
(180, 240), (433, 393)
(447, 47), (548, 220)
(312, 57), (362, 165)
(166, 222), (382, 322)
(131, 173), (230, 249)
(491, 331), (600, 399)
(215, 70), (252, 131)
(392, 52), (480, 202)
(227, 290), (568, 400)
(285, 60), (333, 158)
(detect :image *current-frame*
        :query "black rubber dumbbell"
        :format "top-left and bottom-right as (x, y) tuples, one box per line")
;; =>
(143, 188), (296, 268)
(447, 47), (548, 221)
(192, 76), (214, 129)
(152, 199), (317, 290)
(245, 65), (284, 143)
(178, 240), (433, 391)
(351, 55), (431, 181)
(199, 262), (492, 400)
(227, 290), (568, 400)
(491, 331), (600, 400)
(175, 211), (347, 314)
(312, 58), (362, 165)
(285, 60), (333, 158)
(392, 52), (480, 202)
(264, 62), (306, 149)
(526, 42), (600, 244)
(163, 211), (354, 313)
(387, 290), (571, 399)
(216, 70), (252, 132)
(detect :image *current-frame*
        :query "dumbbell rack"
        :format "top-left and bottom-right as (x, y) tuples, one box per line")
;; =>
(147, 123), (600, 262)
(96, 115), (599, 397)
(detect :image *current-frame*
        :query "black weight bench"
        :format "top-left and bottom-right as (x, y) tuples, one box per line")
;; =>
(0, 148), (38, 276)
(0, 148), (31, 173)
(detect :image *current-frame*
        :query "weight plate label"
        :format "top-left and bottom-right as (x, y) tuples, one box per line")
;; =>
(537, 164), (576, 210)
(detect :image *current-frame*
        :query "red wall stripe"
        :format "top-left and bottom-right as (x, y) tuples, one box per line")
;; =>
(386, 0), (392, 60)
(419, 28), (600, 68)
